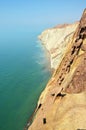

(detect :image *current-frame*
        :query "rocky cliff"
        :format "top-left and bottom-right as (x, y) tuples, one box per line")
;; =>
(39, 22), (78, 70)
(28, 9), (86, 130)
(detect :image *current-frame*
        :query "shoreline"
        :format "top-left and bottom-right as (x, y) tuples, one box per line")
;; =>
(28, 9), (86, 130)
(38, 39), (55, 73)
(38, 22), (78, 70)
(26, 22), (78, 130)
(24, 40), (52, 130)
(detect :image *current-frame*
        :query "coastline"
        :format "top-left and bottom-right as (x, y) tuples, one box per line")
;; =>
(38, 40), (54, 73)
(27, 9), (86, 129)
(26, 22), (78, 129)
(38, 22), (78, 70)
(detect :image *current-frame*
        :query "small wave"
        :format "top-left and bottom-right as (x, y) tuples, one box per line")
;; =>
(36, 60), (46, 65)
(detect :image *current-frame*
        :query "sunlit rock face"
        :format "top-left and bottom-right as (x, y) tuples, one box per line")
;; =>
(28, 9), (86, 130)
(39, 22), (78, 69)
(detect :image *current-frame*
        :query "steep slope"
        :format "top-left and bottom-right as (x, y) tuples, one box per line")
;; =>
(28, 9), (86, 130)
(39, 22), (78, 69)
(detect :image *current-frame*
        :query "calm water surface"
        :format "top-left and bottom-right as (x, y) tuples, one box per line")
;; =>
(0, 27), (51, 130)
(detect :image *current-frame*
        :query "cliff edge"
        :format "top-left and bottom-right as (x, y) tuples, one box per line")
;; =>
(28, 9), (86, 130)
(39, 22), (78, 70)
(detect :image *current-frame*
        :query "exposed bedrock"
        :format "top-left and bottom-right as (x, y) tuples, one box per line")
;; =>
(28, 9), (86, 130)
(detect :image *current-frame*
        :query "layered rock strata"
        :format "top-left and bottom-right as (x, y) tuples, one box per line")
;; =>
(28, 9), (86, 130)
(39, 22), (78, 70)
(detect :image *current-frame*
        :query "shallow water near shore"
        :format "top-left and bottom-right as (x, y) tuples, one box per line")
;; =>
(0, 27), (51, 130)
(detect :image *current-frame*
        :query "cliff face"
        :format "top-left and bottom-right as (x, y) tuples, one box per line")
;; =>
(28, 9), (86, 130)
(39, 22), (78, 69)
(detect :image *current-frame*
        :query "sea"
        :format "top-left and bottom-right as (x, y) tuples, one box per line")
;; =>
(0, 26), (51, 130)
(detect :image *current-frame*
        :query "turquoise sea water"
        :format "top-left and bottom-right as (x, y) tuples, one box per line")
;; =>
(0, 27), (51, 130)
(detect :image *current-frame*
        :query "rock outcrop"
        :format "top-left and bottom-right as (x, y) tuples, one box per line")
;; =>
(28, 9), (86, 130)
(39, 22), (78, 70)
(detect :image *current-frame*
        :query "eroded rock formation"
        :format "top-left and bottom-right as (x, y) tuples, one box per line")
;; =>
(39, 22), (78, 69)
(28, 9), (86, 130)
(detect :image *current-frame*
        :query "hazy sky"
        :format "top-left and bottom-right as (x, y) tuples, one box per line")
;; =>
(0, 0), (86, 29)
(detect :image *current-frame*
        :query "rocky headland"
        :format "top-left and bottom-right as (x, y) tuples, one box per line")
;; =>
(28, 9), (86, 130)
(39, 22), (78, 70)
